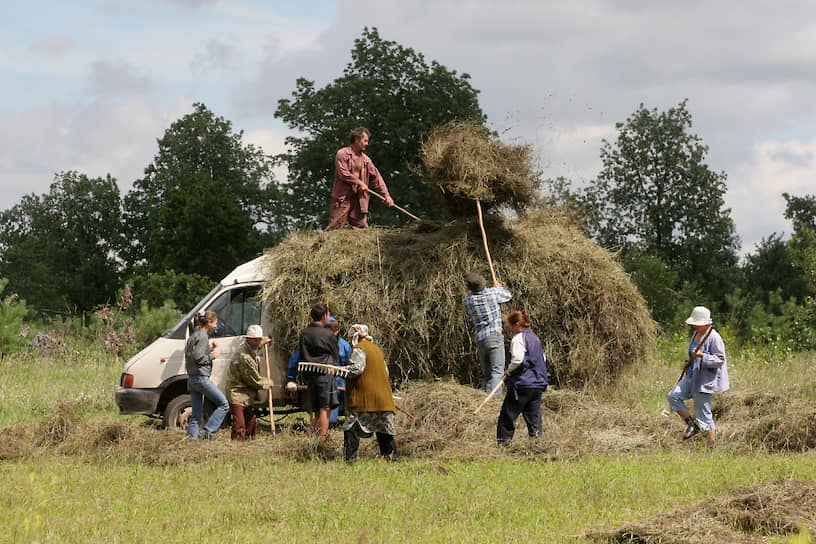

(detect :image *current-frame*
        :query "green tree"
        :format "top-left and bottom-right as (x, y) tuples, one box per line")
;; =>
(0, 278), (31, 355)
(0, 171), (123, 313)
(123, 103), (278, 279)
(743, 233), (810, 305)
(583, 100), (740, 316)
(274, 27), (487, 229)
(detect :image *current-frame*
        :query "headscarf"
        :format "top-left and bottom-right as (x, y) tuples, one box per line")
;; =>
(348, 324), (373, 346)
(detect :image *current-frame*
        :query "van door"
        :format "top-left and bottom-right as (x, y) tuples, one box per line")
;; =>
(204, 284), (263, 389)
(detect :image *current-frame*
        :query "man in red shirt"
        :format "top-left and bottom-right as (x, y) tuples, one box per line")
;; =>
(326, 127), (394, 230)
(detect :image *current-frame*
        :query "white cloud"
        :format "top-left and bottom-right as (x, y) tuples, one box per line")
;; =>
(730, 138), (816, 253)
(27, 34), (74, 56)
(90, 60), (153, 95)
(243, 127), (291, 182)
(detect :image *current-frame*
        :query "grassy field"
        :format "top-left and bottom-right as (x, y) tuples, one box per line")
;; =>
(1, 335), (815, 543)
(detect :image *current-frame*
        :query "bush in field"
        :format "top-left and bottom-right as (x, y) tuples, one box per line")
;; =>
(0, 278), (31, 356)
(132, 300), (183, 348)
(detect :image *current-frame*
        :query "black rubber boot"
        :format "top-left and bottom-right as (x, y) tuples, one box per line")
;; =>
(344, 428), (360, 462)
(376, 432), (399, 461)
(683, 415), (700, 440)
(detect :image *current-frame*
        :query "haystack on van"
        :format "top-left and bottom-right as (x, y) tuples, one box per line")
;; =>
(115, 255), (291, 429)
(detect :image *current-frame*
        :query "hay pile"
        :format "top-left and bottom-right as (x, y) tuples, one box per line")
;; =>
(417, 120), (542, 216)
(262, 211), (657, 389)
(716, 389), (816, 451)
(589, 479), (816, 543)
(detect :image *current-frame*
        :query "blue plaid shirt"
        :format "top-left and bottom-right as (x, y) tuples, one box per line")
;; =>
(463, 286), (512, 342)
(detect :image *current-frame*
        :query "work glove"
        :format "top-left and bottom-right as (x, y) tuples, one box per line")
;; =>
(285, 381), (298, 392)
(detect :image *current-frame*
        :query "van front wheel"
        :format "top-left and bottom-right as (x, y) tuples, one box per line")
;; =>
(163, 394), (192, 430)
(163, 394), (217, 431)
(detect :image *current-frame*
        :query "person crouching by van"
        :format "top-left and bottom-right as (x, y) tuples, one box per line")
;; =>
(343, 324), (398, 462)
(184, 310), (230, 439)
(226, 325), (271, 441)
(497, 311), (548, 446)
(298, 303), (340, 441)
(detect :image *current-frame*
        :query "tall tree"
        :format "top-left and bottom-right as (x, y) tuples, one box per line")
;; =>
(0, 171), (122, 313)
(274, 27), (486, 229)
(123, 103), (277, 278)
(583, 100), (740, 311)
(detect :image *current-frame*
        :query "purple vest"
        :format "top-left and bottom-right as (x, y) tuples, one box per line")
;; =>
(506, 329), (548, 389)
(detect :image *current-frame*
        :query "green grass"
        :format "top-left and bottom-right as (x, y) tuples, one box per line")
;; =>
(1, 341), (815, 543)
(2, 452), (815, 543)
(0, 350), (123, 426)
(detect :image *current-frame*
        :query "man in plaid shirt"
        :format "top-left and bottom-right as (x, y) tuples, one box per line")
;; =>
(463, 272), (512, 393)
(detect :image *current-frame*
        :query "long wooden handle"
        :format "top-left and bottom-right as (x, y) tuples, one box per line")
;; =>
(394, 404), (417, 421)
(264, 344), (276, 434)
(476, 199), (497, 285)
(677, 325), (714, 383)
(367, 188), (423, 222)
(473, 378), (505, 414)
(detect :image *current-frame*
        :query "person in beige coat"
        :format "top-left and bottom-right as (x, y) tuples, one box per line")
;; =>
(226, 325), (271, 441)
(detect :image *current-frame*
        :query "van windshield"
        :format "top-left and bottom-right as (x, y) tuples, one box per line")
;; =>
(163, 284), (221, 339)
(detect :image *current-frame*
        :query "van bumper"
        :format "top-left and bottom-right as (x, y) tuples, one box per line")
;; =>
(115, 388), (160, 415)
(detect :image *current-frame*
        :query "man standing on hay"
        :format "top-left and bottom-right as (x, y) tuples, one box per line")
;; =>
(298, 303), (340, 440)
(463, 272), (512, 394)
(326, 126), (394, 230)
(342, 324), (398, 462)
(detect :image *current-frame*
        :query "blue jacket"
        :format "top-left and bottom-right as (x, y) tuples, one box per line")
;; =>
(506, 329), (548, 390)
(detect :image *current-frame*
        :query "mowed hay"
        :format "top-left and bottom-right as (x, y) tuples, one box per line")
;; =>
(588, 479), (816, 543)
(262, 211), (657, 389)
(417, 120), (541, 216)
(716, 389), (816, 452)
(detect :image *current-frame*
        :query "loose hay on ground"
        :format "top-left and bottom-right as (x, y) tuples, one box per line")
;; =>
(588, 479), (816, 543)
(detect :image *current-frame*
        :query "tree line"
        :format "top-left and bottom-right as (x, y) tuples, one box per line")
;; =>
(1, 27), (815, 355)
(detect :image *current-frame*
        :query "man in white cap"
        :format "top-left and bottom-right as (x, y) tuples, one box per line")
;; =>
(667, 306), (729, 446)
(226, 324), (272, 441)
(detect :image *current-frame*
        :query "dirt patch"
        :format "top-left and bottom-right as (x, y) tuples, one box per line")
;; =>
(588, 479), (816, 543)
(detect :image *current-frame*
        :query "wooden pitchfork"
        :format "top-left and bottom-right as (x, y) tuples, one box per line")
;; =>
(473, 377), (505, 414)
(264, 344), (276, 435)
(367, 188), (423, 222)
(476, 198), (497, 285)
(677, 325), (714, 383)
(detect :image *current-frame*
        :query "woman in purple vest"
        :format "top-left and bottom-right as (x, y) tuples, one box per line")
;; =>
(497, 310), (548, 445)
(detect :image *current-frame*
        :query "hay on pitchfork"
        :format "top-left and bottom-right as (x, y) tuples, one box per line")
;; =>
(417, 120), (542, 216)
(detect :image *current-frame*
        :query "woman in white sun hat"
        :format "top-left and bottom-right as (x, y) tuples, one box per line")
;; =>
(667, 306), (729, 446)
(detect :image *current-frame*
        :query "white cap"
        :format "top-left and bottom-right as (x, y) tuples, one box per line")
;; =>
(246, 324), (264, 338)
(685, 306), (712, 326)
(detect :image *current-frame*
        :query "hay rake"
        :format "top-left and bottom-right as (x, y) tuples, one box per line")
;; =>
(297, 362), (350, 378)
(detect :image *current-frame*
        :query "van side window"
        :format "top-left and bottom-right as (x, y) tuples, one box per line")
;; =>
(207, 287), (262, 338)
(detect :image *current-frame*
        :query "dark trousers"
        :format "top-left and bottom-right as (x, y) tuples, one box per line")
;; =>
(344, 423), (397, 461)
(496, 387), (545, 445)
(229, 404), (257, 441)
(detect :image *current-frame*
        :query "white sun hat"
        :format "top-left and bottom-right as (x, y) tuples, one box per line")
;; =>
(685, 306), (712, 326)
(245, 324), (264, 338)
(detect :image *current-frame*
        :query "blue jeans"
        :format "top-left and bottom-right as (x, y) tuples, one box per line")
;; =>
(187, 375), (230, 438)
(477, 333), (505, 394)
(668, 374), (715, 430)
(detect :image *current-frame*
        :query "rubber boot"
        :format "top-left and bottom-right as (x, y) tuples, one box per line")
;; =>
(344, 428), (360, 462)
(683, 415), (700, 440)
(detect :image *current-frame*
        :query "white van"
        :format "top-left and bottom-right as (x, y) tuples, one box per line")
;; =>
(115, 256), (294, 428)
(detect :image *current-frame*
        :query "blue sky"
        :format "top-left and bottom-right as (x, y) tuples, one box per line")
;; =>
(3, 0), (816, 256)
